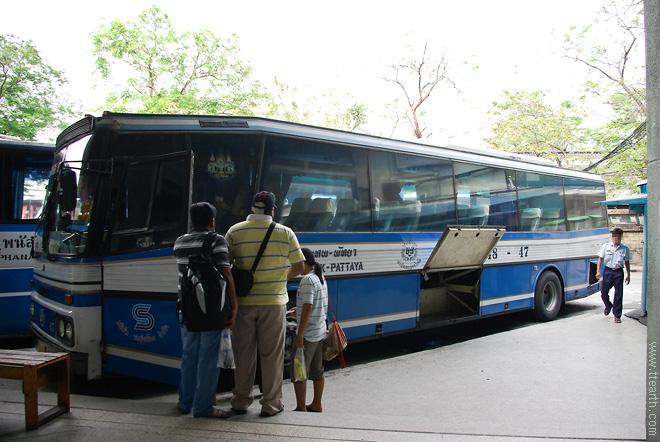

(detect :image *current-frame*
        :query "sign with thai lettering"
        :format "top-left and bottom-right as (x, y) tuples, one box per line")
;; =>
(0, 230), (35, 268)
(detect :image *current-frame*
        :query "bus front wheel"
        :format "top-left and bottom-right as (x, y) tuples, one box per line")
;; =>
(532, 271), (562, 322)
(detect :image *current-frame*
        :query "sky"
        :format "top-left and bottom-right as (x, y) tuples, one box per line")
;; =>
(2, 0), (613, 146)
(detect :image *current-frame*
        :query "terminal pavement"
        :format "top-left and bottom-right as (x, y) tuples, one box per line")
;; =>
(0, 273), (647, 441)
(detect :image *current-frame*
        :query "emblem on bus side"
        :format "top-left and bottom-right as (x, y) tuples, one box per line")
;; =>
(398, 241), (421, 270)
(132, 304), (155, 331)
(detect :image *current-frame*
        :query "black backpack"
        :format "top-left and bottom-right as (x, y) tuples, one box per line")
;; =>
(177, 232), (231, 332)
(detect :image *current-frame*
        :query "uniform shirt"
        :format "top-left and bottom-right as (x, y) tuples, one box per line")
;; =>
(598, 241), (632, 270)
(173, 229), (230, 295)
(226, 214), (305, 306)
(296, 272), (329, 342)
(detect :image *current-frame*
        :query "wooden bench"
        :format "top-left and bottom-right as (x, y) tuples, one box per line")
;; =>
(0, 349), (70, 431)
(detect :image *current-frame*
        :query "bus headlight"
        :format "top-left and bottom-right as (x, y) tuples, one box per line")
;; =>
(65, 323), (73, 340)
(55, 314), (74, 347)
(30, 302), (35, 321)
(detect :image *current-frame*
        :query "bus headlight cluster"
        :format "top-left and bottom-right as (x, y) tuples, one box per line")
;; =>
(55, 314), (74, 346)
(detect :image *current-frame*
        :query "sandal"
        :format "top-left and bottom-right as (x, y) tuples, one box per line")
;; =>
(219, 408), (247, 419)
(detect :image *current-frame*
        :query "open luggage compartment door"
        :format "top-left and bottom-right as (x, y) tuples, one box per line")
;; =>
(420, 226), (505, 325)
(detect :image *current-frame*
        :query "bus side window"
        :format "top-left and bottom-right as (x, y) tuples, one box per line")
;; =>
(564, 178), (606, 231)
(517, 172), (565, 232)
(262, 136), (369, 233)
(108, 155), (189, 253)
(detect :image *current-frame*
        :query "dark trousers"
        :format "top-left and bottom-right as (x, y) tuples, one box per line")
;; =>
(601, 267), (624, 318)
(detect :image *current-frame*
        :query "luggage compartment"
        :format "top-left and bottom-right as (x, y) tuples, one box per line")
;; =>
(420, 225), (503, 325)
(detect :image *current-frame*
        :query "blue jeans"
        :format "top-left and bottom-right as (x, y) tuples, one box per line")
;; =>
(179, 325), (221, 417)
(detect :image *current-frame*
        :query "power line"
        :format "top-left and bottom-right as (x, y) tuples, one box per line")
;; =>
(582, 121), (647, 172)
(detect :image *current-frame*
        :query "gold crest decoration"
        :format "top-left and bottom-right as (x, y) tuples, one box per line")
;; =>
(207, 151), (237, 181)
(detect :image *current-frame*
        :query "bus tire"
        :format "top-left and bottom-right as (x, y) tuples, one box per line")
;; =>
(532, 271), (562, 322)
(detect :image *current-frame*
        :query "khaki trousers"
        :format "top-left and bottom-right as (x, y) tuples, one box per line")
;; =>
(230, 304), (286, 415)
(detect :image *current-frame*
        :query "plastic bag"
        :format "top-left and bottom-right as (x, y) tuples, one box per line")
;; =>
(217, 328), (235, 369)
(292, 347), (307, 382)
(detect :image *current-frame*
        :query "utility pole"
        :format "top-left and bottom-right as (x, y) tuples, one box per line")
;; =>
(645, 2), (660, 441)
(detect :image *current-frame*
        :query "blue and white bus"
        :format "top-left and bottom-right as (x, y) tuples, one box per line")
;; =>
(31, 113), (607, 384)
(0, 136), (53, 338)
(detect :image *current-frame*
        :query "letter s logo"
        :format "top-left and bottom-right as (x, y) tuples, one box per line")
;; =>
(132, 304), (154, 331)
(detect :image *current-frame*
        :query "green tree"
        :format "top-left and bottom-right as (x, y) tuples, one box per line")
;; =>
(91, 6), (266, 114)
(564, 0), (645, 115)
(0, 34), (74, 140)
(587, 88), (647, 189)
(564, 0), (646, 191)
(322, 96), (368, 132)
(265, 77), (369, 132)
(484, 90), (588, 168)
(264, 77), (313, 124)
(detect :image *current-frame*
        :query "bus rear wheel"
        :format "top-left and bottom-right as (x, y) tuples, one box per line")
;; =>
(532, 271), (562, 322)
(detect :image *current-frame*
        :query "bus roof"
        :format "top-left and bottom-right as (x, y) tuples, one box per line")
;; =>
(0, 135), (55, 152)
(76, 112), (604, 183)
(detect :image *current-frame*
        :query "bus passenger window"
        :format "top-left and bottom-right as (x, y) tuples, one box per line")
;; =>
(262, 136), (369, 232)
(371, 151), (455, 232)
(454, 163), (518, 229)
(564, 178), (607, 231)
(517, 172), (565, 232)
(20, 167), (50, 220)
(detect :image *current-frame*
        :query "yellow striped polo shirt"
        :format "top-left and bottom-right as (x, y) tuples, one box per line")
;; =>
(226, 214), (305, 306)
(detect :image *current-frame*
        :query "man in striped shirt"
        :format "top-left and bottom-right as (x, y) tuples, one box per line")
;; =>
(222, 191), (304, 418)
(174, 202), (237, 418)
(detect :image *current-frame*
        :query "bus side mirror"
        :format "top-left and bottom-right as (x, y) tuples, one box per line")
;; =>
(60, 168), (77, 212)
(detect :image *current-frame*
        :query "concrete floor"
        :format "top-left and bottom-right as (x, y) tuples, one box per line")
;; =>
(0, 273), (647, 441)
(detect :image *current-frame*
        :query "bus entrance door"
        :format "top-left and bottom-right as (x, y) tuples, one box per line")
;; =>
(420, 226), (504, 325)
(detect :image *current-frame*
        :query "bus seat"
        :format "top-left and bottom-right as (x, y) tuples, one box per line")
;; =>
(377, 201), (421, 232)
(457, 203), (470, 224)
(566, 208), (588, 231)
(376, 201), (399, 231)
(418, 202), (438, 231)
(468, 204), (489, 226)
(285, 197), (312, 231)
(401, 200), (422, 231)
(418, 201), (456, 231)
(309, 198), (335, 231)
(330, 198), (358, 231)
(540, 208), (561, 231)
(278, 203), (291, 224)
(521, 208), (542, 231)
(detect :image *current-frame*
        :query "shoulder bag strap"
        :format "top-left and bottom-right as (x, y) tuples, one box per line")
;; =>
(327, 292), (336, 321)
(250, 222), (276, 273)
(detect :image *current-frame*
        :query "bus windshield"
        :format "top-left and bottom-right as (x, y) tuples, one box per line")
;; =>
(40, 135), (99, 255)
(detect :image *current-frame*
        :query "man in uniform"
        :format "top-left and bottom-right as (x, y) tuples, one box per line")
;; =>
(596, 227), (632, 323)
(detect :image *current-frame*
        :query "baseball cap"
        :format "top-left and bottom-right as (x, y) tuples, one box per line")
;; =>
(252, 191), (277, 212)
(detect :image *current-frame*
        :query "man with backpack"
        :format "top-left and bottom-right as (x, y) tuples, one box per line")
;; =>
(174, 202), (237, 418)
